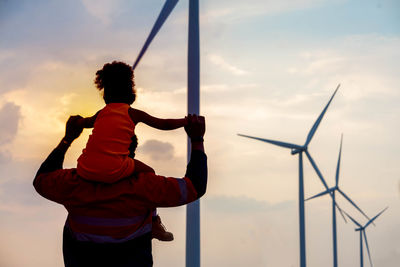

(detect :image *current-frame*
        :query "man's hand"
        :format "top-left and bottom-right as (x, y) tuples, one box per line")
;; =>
(184, 114), (205, 141)
(64, 115), (84, 144)
(35, 115), (83, 178)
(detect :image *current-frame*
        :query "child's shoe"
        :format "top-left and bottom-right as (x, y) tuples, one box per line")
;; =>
(152, 215), (174, 241)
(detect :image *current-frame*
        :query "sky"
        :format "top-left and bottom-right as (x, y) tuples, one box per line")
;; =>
(0, 0), (399, 266)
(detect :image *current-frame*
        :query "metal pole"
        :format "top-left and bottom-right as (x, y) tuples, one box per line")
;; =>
(186, 0), (200, 266)
(332, 191), (337, 267)
(360, 231), (363, 267)
(299, 152), (306, 267)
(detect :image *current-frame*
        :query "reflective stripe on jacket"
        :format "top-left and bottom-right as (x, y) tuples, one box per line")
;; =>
(66, 214), (152, 243)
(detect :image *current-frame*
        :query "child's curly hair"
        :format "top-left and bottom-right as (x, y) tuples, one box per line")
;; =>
(95, 61), (136, 105)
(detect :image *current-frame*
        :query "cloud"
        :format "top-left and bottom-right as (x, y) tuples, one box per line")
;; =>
(0, 178), (39, 210)
(138, 139), (175, 161)
(202, 0), (333, 22)
(201, 84), (229, 93)
(398, 180), (400, 198)
(81, 0), (125, 25)
(0, 102), (21, 145)
(286, 34), (400, 100)
(0, 150), (11, 165)
(200, 195), (298, 267)
(205, 195), (293, 214)
(208, 54), (248, 75)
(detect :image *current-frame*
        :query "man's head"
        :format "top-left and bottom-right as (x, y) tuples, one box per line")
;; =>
(95, 61), (136, 105)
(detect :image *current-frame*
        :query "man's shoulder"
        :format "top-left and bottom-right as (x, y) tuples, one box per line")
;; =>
(33, 168), (80, 204)
(132, 172), (178, 189)
(43, 167), (77, 176)
(35, 168), (79, 185)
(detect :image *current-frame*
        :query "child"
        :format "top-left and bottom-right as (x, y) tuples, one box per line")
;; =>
(76, 61), (187, 241)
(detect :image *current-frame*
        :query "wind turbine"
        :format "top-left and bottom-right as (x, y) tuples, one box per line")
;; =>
(306, 134), (372, 267)
(238, 85), (340, 267)
(344, 208), (388, 267)
(131, 1), (201, 266)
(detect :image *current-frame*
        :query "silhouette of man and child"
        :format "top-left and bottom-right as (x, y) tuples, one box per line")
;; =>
(34, 61), (208, 267)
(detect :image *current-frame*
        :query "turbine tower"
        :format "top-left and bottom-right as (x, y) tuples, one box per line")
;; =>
(306, 134), (372, 267)
(344, 208), (388, 267)
(131, 1), (201, 266)
(186, 1), (201, 267)
(238, 85), (340, 267)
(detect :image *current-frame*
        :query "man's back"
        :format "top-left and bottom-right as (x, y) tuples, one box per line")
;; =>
(35, 168), (198, 242)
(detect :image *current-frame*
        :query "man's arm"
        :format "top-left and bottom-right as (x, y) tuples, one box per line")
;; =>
(34, 116), (84, 181)
(184, 145), (207, 198)
(35, 139), (70, 177)
(132, 115), (207, 208)
(184, 115), (207, 198)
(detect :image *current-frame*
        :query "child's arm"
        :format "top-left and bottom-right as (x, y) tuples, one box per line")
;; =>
(134, 159), (155, 174)
(79, 111), (101, 128)
(129, 108), (187, 130)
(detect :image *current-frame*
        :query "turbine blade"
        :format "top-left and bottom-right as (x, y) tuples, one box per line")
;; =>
(334, 200), (347, 223)
(237, 134), (302, 150)
(338, 189), (371, 222)
(363, 230), (373, 267)
(365, 207), (388, 228)
(306, 189), (330, 201)
(335, 134), (343, 187)
(305, 151), (330, 190)
(305, 84), (340, 146)
(342, 210), (362, 227)
(132, 0), (179, 70)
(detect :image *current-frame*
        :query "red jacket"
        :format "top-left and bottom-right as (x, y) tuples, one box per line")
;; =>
(34, 169), (198, 243)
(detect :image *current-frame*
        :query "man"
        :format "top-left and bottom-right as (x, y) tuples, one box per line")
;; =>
(33, 114), (207, 267)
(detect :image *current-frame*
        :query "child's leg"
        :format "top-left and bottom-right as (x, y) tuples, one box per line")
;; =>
(151, 209), (174, 242)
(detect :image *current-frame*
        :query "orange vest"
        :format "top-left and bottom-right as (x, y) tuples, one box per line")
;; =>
(77, 103), (135, 183)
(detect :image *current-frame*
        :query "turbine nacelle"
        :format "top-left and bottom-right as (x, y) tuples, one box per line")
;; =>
(291, 147), (306, 155)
